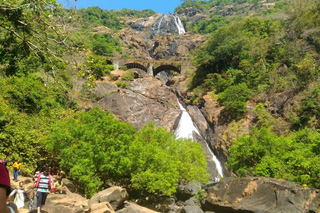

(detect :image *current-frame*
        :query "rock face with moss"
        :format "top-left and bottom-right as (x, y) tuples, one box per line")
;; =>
(92, 77), (181, 131)
(118, 14), (205, 61)
(203, 177), (320, 213)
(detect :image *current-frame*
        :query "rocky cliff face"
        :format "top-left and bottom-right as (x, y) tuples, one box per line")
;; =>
(92, 77), (181, 132)
(116, 13), (204, 61)
(89, 76), (221, 180)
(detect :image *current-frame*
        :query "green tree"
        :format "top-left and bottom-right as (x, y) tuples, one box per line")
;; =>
(46, 108), (209, 197)
(0, 0), (73, 76)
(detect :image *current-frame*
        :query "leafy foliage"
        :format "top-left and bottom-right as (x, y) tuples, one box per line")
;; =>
(0, 0), (74, 76)
(227, 127), (320, 188)
(121, 70), (135, 81)
(91, 33), (122, 56)
(46, 108), (209, 197)
(218, 83), (252, 120)
(79, 7), (125, 31)
(79, 54), (115, 84)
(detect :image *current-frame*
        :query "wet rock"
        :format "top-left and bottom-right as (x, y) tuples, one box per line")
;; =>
(186, 105), (210, 137)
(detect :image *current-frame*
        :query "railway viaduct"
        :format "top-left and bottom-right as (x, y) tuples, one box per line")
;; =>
(104, 57), (193, 76)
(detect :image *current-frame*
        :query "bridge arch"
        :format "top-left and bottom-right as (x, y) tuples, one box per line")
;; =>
(124, 63), (147, 72)
(106, 60), (113, 65)
(153, 65), (180, 76)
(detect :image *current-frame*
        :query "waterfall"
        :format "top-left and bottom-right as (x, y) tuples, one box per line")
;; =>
(156, 14), (185, 35)
(205, 141), (224, 177)
(175, 100), (200, 139)
(172, 15), (185, 35)
(175, 100), (224, 177)
(157, 15), (166, 34)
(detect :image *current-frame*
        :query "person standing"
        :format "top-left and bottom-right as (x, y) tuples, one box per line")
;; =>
(34, 167), (54, 213)
(0, 163), (18, 213)
(8, 182), (25, 209)
(12, 160), (21, 182)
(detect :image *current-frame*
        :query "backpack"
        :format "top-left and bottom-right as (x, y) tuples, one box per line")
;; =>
(35, 173), (52, 190)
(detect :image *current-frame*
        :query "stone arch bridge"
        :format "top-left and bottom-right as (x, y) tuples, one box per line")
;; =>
(104, 57), (192, 76)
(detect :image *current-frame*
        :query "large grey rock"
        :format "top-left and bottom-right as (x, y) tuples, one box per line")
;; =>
(42, 193), (89, 213)
(203, 177), (320, 213)
(94, 77), (181, 131)
(62, 178), (77, 193)
(184, 197), (201, 207)
(184, 182), (201, 195)
(177, 182), (202, 201)
(183, 206), (204, 213)
(117, 202), (159, 213)
(90, 81), (119, 100)
(89, 186), (128, 210)
(91, 201), (115, 213)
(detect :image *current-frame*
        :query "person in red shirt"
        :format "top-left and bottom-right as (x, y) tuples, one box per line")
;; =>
(0, 164), (18, 213)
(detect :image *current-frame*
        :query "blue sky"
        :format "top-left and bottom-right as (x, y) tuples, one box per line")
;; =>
(58, 0), (183, 14)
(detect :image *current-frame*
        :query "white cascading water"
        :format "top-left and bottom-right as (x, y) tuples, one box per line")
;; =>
(172, 15), (185, 35)
(157, 15), (166, 34)
(175, 100), (224, 177)
(205, 141), (224, 177)
(175, 100), (200, 139)
(157, 14), (185, 35)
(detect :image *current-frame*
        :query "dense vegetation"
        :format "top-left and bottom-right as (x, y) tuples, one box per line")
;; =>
(0, 0), (209, 198)
(187, 0), (320, 188)
(46, 109), (208, 196)
(177, 0), (286, 34)
(2, 0), (320, 199)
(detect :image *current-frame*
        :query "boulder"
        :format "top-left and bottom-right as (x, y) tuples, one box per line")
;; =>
(183, 206), (204, 213)
(42, 193), (89, 213)
(91, 201), (115, 213)
(177, 182), (201, 201)
(203, 177), (320, 213)
(89, 186), (128, 210)
(184, 197), (200, 207)
(62, 178), (77, 193)
(117, 201), (159, 213)
(184, 182), (201, 195)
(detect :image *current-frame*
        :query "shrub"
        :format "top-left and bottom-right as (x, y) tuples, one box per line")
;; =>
(121, 70), (135, 81)
(116, 81), (128, 89)
(218, 83), (252, 120)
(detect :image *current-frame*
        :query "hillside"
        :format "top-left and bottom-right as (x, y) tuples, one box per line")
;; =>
(1, 0), (320, 211)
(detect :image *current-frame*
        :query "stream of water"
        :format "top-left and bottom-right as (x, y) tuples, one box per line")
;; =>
(175, 100), (224, 177)
(156, 15), (185, 35)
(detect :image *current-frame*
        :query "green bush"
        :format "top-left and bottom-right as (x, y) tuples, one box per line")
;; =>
(46, 108), (209, 197)
(227, 127), (320, 188)
(218, 83), (252, 120)
(81, 55), (115, 81)
(121, 70), (135, 81)
(116, 81), (128, 89)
